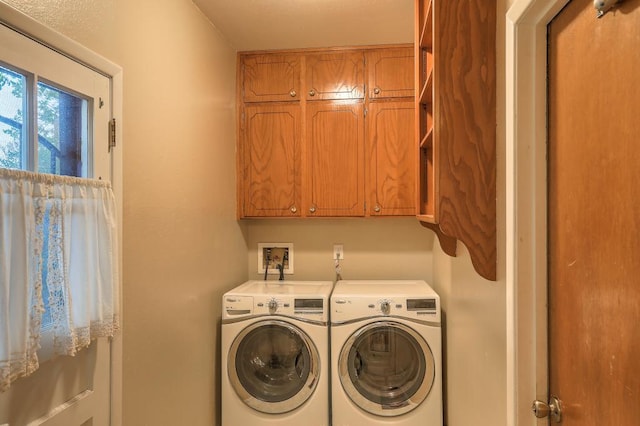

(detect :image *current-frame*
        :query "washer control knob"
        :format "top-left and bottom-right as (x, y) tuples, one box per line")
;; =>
(380, 300), (391, 315)
(268, 299), (278, 314)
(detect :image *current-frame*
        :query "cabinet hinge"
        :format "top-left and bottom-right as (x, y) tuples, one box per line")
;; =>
(108, 118), (116, 152)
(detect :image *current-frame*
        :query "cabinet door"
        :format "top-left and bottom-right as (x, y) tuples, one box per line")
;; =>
(305, 52), (365, 100)
(241, 54), (301, 102)
(241, 104), (302, 217)
(366, 47), (415, 99)
(367, 100), (416, 216)
(306, 101), (365, 216)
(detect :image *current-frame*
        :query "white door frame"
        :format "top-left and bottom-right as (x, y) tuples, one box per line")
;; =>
(505, 0), (569, 424)
(0, 3), (124, 425)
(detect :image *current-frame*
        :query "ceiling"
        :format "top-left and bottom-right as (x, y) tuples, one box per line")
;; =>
(192, 0), (415, 52)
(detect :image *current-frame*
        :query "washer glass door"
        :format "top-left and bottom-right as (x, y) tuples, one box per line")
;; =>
(229, 319), (320, 414)
(338, 321), (435, 416)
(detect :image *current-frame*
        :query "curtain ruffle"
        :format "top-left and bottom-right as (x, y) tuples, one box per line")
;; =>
(0, 167), (120, 391)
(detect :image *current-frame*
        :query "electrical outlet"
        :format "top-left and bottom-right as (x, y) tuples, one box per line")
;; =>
(333, 244), (344, 260)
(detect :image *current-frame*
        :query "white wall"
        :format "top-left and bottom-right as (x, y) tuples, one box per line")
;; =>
(245, 218), (434, 282)
(0, 1), (247, 425)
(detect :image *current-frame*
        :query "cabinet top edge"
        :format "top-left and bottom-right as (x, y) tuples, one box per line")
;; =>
(238, 43), (414, 57)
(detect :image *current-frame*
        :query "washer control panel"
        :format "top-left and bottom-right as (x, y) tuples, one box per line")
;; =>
(224, 295), (327, 321)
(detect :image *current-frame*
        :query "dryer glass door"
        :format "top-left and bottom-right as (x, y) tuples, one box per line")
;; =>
(338, 321), (435, 416)
(228, 319), (320, 414)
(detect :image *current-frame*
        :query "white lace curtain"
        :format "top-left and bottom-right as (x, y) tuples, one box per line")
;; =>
(0, 168), (120, 392)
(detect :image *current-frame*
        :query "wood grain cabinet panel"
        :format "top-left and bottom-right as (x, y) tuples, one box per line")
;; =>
(366, 100), (416, 216)
(241, 104), (301, 217)
(305, 52), (365, 101)
(306, 101), (365, 217)
(414, 0), (497, 280)
(366, 47), (415, 99)
(241, 54), (301, 102)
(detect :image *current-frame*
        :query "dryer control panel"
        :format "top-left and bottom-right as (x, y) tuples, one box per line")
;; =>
(331, 296), (440, 324)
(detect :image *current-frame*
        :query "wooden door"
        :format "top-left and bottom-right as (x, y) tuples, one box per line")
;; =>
(366, 47), (414, 99)
(548, 1), (640, 424)
(366, 99), (416, 216)
(241, 103), (302, 217)
(241, 53), (301, 102)
(305, 101), (365, 216)
(305, 52), (364, 100)
(0, 21), (115, 426)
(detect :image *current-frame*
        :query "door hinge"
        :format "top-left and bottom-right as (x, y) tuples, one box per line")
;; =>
(108, 118), (117, 152)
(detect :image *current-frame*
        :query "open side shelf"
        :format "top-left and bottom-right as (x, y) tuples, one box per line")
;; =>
(414, 0), (497, 281)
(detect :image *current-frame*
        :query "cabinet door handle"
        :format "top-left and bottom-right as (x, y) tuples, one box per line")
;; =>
(373, 87), (381, 95)
(289, 89), (297, 97)
(374, 205), (381, 212)
(309, 206), (316, 213)
(290, 206), (297, 213)
(308, 89), (316, 97)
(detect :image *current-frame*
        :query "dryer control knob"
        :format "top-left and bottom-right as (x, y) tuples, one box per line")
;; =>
(268, 299), (278, 314)
(380, 301), (391, 315)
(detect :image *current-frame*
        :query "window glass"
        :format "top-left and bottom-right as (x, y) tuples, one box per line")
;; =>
(0, 65), (26, 170)
(37, 82), (88, 177)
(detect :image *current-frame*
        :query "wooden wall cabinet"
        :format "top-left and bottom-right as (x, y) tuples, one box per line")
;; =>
(367, 99), (416, 216)
(305, 52), (365, 101)
(415, 0), (497, 280)
(367, 47), (415, 99)
(306, 101), (365, 216)
(365, 47), (416, 216)
(241, 54), (301, 102)
(241, 103), (302, 217)
(238, 45), (415, 219)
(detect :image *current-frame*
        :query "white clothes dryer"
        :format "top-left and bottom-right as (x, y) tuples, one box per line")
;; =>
(330, 280), (443, 426)
(221, 280), (333, 426)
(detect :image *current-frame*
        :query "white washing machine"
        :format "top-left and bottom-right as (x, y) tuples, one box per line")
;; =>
(330, 280), (443, 425)
(221, 280), (334, 425)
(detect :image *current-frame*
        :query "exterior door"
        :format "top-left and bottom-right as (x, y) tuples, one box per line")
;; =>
(0, 20), (114, 426)
(547, 0), (640, 424)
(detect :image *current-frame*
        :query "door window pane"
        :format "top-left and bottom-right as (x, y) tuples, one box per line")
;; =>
(0, 65), (26, 170)
(37, 82), (88, 177)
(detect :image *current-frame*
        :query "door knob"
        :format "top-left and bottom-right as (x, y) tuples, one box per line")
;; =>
(532, 396), (563, 423)
(289, 89), (297, 97)
(308, 89), (316, 97)
(373, 87), (381, 95)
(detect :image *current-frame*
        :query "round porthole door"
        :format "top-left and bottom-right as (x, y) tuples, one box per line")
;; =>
(338, 321), (435, 417)
(228, 319), (320, 414)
